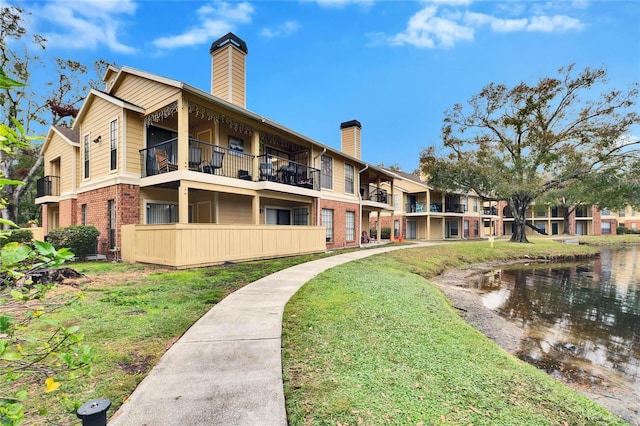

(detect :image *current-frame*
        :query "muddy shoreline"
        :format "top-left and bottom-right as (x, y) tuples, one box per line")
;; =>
(432, 261), (638, 426)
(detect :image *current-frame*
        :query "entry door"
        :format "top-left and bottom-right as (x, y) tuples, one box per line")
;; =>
(406, 221), (417, 239)
(576, 222), (585, 235)
(446, 219), (459, 238)
(552, 223), (559, 235)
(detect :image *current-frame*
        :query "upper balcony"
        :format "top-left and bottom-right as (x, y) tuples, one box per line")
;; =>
(139, 138), (320, 191)
(35, 176), (61, 204)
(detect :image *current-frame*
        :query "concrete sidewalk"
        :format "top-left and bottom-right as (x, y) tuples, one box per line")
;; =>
(109, 243), (431, 425)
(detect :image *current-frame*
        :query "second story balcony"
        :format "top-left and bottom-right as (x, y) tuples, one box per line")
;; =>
(139, 138), (320, 191)
(36, 176), (60, 198)
(482, 206), (498, 216)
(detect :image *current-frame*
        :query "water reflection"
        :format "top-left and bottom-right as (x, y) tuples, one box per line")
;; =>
(474, 247), (639, 395)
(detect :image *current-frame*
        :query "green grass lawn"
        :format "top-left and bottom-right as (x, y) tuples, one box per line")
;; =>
(282, 240), (627, 425)
(5, 237), (633, 424)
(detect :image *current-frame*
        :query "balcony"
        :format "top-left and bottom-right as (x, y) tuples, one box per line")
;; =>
(406, 202), (427, 213)
(257, 154), (320, 190)
(139, 139), (319, 190)
(363, 185), (388, 203)
(482, 206), (498, 216)
(36, 176), (60, 197)
(445, 203), (466, 213)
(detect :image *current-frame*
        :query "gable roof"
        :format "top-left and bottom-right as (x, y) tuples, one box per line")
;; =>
(40, 125), (80, 155)
(73, 89), (145, 128)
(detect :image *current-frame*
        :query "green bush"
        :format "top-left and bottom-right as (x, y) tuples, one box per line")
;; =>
(381, 227), (391, 239)
(2, 229), (33, 245)
(46, 225), (100, 260)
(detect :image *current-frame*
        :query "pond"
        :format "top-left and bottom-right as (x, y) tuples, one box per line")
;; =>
(472, 246), (639, 423)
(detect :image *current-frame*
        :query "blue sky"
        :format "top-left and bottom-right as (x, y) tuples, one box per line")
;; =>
(5, 0), (640, 172)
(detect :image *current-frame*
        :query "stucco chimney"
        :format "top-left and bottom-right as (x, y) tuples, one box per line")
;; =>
(340, 120), (362, 159)
(210, 33), (248, 108)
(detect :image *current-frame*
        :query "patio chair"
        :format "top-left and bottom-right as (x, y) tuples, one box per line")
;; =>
(189, 146), (203, 171)
(204, 151), (225, 174)
(155, 149), (177, 173)
(259, 162), (276, 181)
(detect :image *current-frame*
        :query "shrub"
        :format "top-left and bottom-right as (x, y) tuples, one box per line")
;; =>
(381, 227), (391, 239)
(2, 229), (33, 245)
(46, 225), (100, 260)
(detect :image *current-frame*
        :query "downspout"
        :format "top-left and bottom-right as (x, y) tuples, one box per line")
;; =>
(358, 164), (369, 248)
(313, 148), (327, 227)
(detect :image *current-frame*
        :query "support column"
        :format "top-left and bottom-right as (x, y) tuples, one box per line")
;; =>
(178, 185), (188, 224)
(214, 193), (219, 224)
(376, 211), (381, 242)
(252, 195), (260, 224)
(252, 131), (260, 182)
(426, 217), (431, 240)
(177, 97), (189, 171)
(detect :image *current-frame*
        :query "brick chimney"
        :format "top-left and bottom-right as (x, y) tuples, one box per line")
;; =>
(340, 120), (361, 159)
(210, 33), (248, 108)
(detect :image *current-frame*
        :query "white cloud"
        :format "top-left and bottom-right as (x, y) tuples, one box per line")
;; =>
(382, 2), (585, 49)
(527, 15), (584, 32)
(33, 0), (138, 54)
(314, 0), (374, 9)
(464, 11), (527, 33)
(260, 21), (300, 39)
(390, 5), (474, 48)
(153, 2), (254, 49)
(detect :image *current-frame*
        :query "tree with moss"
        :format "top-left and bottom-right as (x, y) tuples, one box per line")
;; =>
(421, 64), (640, 242)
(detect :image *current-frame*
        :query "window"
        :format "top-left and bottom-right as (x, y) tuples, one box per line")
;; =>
(601, 221), (611, 234)
(108, 200), (116, 249)
(601, 208), (611, 216)
(321, 155), (333, 189)
(322, 209), (333, 242)
(346, 211), (355, 241)
(344, 163), (354, 194)
(229, 136), (244, 152)
(83, 134), (90, 178)
(473, 220), (479, 236)
(394, 220), (400, 238)
(473, 198), (478, 213)
(618, 210), (626, 217)
(464, 220), (469, 238)
(293, 207), (308, 225)
(110, 119), (118, 170)
(81, 204), (87, 225)
(266, 208), (291, 225)
(147, 203), (178, 224)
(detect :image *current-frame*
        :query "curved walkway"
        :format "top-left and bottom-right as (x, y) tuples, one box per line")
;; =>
(109, 242), (434, 425)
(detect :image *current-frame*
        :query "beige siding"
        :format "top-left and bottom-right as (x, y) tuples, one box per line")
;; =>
(218, 193), (252, 224)
(121, 223), (326, 268)
(79, 98), (121, 180)
(212, 51), (230, 101)
(126, 113), (144, 174)
(43, 133), (76, 194)
(112, 74), (180, 112)
(231, 50), (245, 105)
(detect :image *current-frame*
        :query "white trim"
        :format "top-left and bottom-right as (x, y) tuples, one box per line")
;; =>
(74, 89), (144, 128)
(109, 115), (119, 174)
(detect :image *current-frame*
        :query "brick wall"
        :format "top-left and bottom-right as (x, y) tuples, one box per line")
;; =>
(320, 199), (360, 249)
(58, 199), (77, 228)
(76, 184), (140, 255)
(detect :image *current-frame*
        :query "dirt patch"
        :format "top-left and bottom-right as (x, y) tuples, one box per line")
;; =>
(432, 262), (639, 426)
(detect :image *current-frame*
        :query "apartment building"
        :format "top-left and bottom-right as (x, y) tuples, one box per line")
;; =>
(370, 170), (500, 240)
(35, 33), (395, 267)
